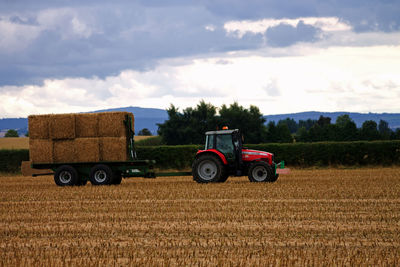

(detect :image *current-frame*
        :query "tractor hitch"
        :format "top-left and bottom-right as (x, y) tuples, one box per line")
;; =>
(275, 161), (290, 174)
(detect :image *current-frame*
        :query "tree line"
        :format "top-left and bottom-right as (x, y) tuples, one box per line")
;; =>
(158, 101), (400, 145)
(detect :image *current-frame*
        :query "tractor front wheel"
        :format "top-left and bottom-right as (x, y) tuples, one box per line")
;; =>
(248, 162), (277, 182)
(192, 154), (225, 183)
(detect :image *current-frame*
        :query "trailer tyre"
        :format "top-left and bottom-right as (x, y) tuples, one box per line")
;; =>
(248, 162), (276, 182)
(89, 164), (114, 185)
(54, 165), (78, 186)
(192, 154), (225, 183)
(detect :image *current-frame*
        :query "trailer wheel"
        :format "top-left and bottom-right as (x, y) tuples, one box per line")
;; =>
(112, 173), (122, 185)
(89, 164), (114, 185)
(248, 162), (276, 182)
(54, 165), (78, 186)
(192, 154), (225, 183)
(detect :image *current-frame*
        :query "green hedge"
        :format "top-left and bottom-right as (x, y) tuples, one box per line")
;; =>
(138, 141), (400, 169)
(246, 141), (400, 167)
(2, 141), (400, 173)
(0, 149), (29, 173)
(136, 145), (201, 169)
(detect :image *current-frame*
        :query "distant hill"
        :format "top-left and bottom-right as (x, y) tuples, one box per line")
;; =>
(0, 106), (168, 137)
(1, 108), (399, 137)
(264, 111), (400, 130)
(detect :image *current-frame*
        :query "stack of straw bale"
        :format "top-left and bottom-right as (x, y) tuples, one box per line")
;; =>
(28, 112), (134, 164)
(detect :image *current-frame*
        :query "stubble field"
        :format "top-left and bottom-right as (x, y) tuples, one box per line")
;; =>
(1, 168), (399, 266)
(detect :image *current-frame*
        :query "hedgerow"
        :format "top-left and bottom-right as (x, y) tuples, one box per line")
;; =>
(1, 141), (400, 172)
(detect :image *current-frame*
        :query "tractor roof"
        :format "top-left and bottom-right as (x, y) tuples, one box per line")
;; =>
(205, 129), (239, 135)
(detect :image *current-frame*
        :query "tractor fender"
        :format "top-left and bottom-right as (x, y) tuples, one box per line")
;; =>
(196, 149), (228, 165)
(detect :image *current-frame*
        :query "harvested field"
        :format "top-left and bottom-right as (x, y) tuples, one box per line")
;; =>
(0, 137), (29, 149)
(1, 168), (399, 266)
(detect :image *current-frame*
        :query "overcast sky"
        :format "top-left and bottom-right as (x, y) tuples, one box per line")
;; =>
(1, 0), (400, 118)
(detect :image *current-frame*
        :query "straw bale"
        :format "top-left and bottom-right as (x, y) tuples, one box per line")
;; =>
(74, 138), (100, 162)
(28, 115), (50, 139)
(49, 114), (76, 140)
(98, 112), (129, 137)
(53, 140), (76, 163)
(75, 113), (99, 138)
(21, 161), (52, 176)
(29, 139), (53, 163)
(100, 137), (128, 162)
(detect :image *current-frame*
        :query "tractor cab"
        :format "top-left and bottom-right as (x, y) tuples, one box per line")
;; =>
(192, 128), (281, 183)
(204, 129), (242, 166)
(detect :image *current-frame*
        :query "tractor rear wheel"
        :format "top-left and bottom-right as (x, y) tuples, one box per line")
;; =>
(192, 154), (225, 183)
(248, 162), (277, 182)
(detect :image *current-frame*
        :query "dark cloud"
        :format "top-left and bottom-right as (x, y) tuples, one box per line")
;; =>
(0, 0), (399, 86)
(266, 21), (320, 47)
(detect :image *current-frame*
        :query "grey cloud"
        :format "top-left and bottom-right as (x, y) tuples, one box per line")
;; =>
(266, 21), (320, 47)
(9, 15), (38, 25)
(1, 0), (399, 86)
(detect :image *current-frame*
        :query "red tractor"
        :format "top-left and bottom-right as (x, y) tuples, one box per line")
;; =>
(192, 128), (285, 183)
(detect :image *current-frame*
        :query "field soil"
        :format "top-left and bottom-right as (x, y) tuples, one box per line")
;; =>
(0, 136), (154, 150)
(1, 168), (399, 265)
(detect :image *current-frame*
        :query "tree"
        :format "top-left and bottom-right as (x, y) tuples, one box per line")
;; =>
(391, 129), (400, 140)
(378, 120), (391, 140)
(277, 118), (298, 133)
(265, 122), (278, 143)
(158, 101), (218, 145)
(295, 126), (309, 142)
(158, 101), (268, 145)
(138, 128), (152, 136)
(335, 114), (358, 141)
(275, 123), (293, 143)
(219, 102), (267, 144)
(298, 119), (316, 130)
(317, 115), (331, 127)
(5, 129), (19, 137)
(360, 120), (380, 141)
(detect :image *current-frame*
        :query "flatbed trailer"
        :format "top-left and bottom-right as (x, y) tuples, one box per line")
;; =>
(25, 113), (192, 186)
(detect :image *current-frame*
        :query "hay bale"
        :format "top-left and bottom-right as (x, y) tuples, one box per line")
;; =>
(100, 137), (127, 162)
(74, 138), (100, 162)
(21, 161), (33, 176)
(49, 114), (76, 140)
(53, 140), (76, 163)
(75, 113), (99, 138)
(29, 139), (53, 163)
(21, 161), (52, 176)
(98, 112), (129, 137)
(28, 115), (50, 139)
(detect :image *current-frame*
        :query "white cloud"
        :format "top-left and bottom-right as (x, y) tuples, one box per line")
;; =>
(1, 43), (399, 117)
(224, 17), (352, 38)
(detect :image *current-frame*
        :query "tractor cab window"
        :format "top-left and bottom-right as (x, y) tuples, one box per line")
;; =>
(216, 134), (234, 155)
(205, 134), (215, 150)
